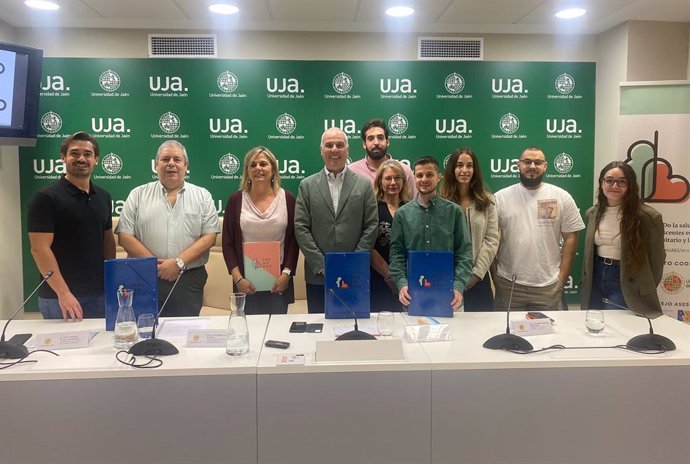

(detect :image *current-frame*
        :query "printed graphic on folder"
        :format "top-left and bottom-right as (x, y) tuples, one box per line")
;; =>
(325, 252), (370, 319)
(243, 241), (280, 292)
(407, 251), (454, 317)
(104, 257), (158, 331)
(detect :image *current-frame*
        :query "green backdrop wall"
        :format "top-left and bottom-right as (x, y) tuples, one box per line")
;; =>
(19, 58), (595, 306)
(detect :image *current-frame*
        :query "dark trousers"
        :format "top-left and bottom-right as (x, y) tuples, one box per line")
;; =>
(245, 291), (289, 315)
(463, 273), (495, 312)
(589, 258), (626, 310)
(158, 266), (207, 317)
(306, 283), (325, 314)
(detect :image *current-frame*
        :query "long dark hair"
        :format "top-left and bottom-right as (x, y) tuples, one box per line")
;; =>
(594, 161), (644, 270)
(440, 147), (491, 211)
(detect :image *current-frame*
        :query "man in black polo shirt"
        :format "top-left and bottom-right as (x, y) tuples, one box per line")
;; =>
(28, 131), (116, 320)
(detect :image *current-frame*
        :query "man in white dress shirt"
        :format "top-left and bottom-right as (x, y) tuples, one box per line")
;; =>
(116, 140), (220, 316)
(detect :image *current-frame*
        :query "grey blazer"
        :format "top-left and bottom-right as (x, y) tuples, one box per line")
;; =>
(294, 168), (378, 285)
(580, 204), (665, 317)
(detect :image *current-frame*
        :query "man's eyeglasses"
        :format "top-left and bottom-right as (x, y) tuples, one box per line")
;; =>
(519, 159), (546, 167)
(602, 177), (629, 187)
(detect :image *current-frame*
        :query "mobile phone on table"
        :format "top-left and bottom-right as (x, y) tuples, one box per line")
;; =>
(305, 323), (323, 333)
(8, 333), (32, 345)
(265, 340), (290, 349)
(289, 321), (307, 333)
(526, 312), (554, 323)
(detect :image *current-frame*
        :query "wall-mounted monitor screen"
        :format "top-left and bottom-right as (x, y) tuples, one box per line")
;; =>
(0, 42), (43, 146)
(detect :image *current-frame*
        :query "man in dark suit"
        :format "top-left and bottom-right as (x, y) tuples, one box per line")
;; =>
(295, 127), (378, 313)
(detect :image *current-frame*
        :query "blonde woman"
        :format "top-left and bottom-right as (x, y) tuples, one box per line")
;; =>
(371, 159), (409, 311)
(222, 146), (298, 314)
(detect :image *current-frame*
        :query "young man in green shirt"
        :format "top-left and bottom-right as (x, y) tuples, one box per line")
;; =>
(388, 156), (473, 311)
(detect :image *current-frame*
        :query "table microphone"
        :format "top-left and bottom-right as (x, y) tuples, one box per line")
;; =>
(329, 288), (376, 341)
(601, 298), (676, 351)
(0, 271), (53, 359)
(483, 274), (533, 351)
(128, 269), (184, 356)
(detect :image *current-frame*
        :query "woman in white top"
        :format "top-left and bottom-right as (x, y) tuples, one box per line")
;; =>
(222, 146), (299, 315)
(580, 161), (665, 317)
(440, 147), (499, 311)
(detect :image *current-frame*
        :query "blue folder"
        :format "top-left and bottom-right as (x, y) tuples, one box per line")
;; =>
(104, 257), (159, 331)
(407, 251), (454, 317)
(324, 252), (370, 319)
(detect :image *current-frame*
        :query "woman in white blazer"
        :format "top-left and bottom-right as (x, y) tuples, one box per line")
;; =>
(441, 147), (499, 311)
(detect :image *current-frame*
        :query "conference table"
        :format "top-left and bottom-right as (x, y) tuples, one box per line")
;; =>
(1, 311), (689, 464)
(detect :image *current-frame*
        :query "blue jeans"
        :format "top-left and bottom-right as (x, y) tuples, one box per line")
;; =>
(588, 259), (626, 310)
(38, 295), (105, 319)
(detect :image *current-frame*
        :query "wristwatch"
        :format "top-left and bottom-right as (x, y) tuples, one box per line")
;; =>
(175, 257), (186, 272)
(282, 268), (292, 276)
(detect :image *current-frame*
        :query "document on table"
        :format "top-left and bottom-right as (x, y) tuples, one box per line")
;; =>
(157, 318), (211, 339)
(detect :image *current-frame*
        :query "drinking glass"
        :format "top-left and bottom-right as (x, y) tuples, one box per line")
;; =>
(377, 311), (396, 337)
(137, 313), (156, 340)
(226, 293), (249, 356)
(585, 310), (605, 335)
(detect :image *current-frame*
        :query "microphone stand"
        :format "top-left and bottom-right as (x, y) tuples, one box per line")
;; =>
(329, 288), (376, 341)
(0, 271), (53, 359)
(483, 274), (533, 351)
(128, 270), (184, 356)
(601, 298), (676, 351)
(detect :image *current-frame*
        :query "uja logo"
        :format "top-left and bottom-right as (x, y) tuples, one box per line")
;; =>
(324, 119), (357, 135)
(388, 113), (408, 135)
(101, 153), (123, 175)
(436, 118), (469, 134)
(209, 118), (246, 134)
(661, 272), (685, 294)
(159, 112), (181, 134)
(41, 111), (62, 133)
(492, 78), (526, 94)
(332, 72), (353, 94)
(546, 118), (581, 134)
(217, 71), (239, 93)
(149, 76), (187, 92)
(33, 159), (65, 174)
(499, 113), (519, 134)
(554, 153), (574, 174)
(555, 73), (575, 95)
(266, 78), (302, 93)
(625, 131), (690, 203)
(41, 75), (69, 91)
(490, 159), (519, 173)
(91, 117), (129, 133)
(444, 73), (465, 94)
(99, 70), (121, 92)
(276, 113), (297, 134)
(380, 78), (416, 94)
(219, 154), (240, 175)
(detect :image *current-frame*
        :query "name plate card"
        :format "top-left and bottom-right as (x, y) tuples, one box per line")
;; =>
(186, 329), (228, 347)
(510, 318), (554, 336)
(35, 331), (95, 350)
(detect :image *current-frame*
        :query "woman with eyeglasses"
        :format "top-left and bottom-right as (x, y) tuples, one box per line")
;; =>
(580, 161), (665, 317)
(370, 160), (409, 311)
(440, 148), (499, 311)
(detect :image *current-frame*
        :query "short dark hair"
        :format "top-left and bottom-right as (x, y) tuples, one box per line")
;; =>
(520, 146), (544, 159)
(60, 131), (99, 158)
(360, 118), (388, 141)
(413, 156), (439, 171)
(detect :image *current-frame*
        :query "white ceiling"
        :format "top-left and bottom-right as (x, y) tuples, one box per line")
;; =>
(0, 0), (688, 35)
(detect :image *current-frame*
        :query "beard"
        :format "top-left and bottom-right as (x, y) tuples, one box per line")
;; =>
(366, 147), (387, 161)
(519, 172), (544, 188)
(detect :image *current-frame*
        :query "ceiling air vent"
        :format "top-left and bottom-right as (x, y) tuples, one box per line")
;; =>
(418, 37), (483, 61)
(148, 34), (217, 58)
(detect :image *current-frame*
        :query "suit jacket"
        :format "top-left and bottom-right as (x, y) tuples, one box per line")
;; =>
(294, 168), (378, 285)
(580, 204), (665, 317)
(466, 193), (500, 279)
